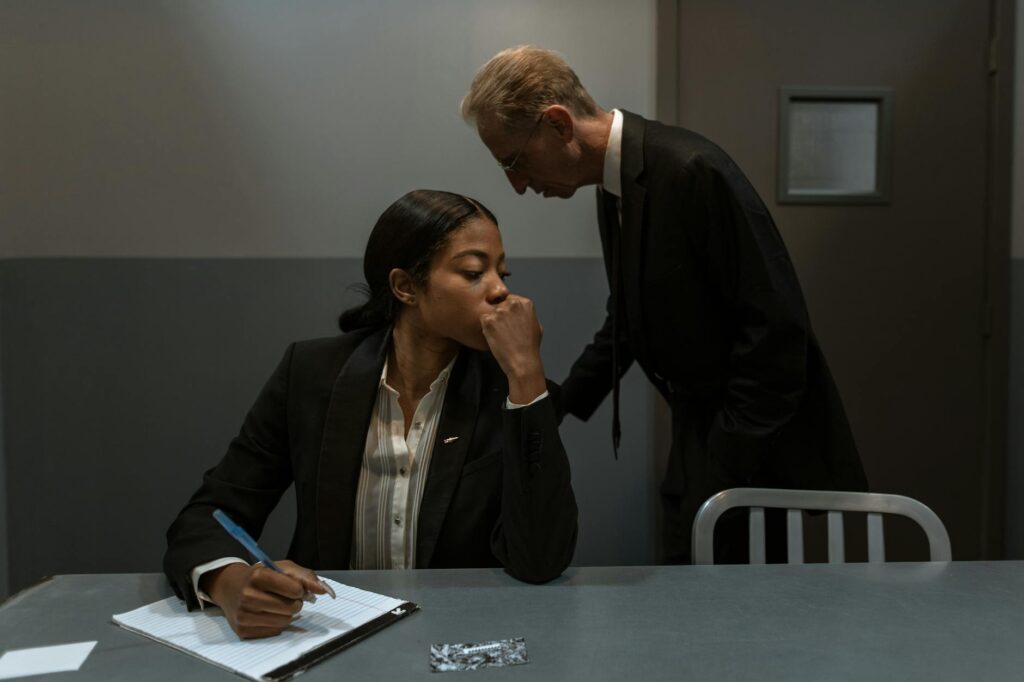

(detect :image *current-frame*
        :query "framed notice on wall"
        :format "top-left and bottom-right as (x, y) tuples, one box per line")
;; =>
(777, 87), (893, 204)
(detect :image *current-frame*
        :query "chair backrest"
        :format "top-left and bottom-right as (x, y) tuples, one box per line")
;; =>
(691, 487), (951, 565)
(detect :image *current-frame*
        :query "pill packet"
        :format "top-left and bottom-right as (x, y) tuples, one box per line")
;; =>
(429, 637), (528, 672)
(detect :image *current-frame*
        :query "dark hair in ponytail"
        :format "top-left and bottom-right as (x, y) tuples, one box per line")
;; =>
(338, 190), (498, 332)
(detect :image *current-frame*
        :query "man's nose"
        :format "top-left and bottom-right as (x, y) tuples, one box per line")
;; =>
(505, 170), (528, 195)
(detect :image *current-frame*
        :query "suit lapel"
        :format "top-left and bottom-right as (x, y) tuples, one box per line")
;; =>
(618, 110), (649, 362)
(315, 327), (389, 568)
(415, 350), (482, 568)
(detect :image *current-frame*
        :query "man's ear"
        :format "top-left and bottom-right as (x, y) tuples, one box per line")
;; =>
(389, 268), (417, 307)
(544, 105), (575, 142)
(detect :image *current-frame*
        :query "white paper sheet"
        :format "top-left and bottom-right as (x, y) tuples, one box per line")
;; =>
(112, 578), (407, 681)
(0, 641), (98, 680)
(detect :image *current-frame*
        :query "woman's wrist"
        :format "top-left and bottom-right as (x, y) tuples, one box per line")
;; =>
(505, 358), (546, 404)
(201, 563), (246, 605)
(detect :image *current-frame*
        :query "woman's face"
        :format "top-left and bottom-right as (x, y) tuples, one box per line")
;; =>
(410, 216), (510, 351)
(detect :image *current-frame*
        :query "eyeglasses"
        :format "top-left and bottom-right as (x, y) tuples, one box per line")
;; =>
(498, 114), (544, 173)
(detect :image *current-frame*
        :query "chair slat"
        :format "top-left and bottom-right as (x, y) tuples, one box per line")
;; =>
(691, 488), (950, 565)
(827, 511), (845, 563)
(867, 512), (885, 562)
(786, 509), (804, 564)
(749, 507), (766, 563)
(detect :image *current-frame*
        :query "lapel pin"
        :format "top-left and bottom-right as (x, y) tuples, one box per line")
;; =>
(443, 436), (459, 444)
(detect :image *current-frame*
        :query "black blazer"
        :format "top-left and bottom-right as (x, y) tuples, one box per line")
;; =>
(165, 327), (578, 609)
(561, 110), (867, 493)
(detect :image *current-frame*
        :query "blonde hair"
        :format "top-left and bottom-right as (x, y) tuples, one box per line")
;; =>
(461, 46), (601, 131)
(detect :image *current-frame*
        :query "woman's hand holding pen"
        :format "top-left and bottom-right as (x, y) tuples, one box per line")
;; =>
(200, 560), (330, 639)
(481, 294), (547, 404)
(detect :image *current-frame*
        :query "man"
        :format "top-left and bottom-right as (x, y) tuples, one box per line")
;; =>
(461, 46), (868, 563)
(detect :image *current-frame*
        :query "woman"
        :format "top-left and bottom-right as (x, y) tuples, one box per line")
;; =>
(163, 190), (578, 639)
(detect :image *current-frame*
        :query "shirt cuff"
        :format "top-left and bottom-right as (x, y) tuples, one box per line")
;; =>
(506, 390), (549, 410)
(190, 557), (248, 608)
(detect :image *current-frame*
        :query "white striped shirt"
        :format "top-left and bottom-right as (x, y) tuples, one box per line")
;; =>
(348, 354), (456, 569)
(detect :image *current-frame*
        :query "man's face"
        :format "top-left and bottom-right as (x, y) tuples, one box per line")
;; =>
(476, 112), (580, 199)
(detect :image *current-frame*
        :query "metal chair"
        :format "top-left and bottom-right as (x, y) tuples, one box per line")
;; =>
(691, 487), (951, 565)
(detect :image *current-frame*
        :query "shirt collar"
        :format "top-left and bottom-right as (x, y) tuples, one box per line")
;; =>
(380, 352), (458, 396)
(601, 109), (624, 198)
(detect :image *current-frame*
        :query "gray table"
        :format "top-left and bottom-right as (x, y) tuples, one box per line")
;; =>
(2, 562), (1022, 681)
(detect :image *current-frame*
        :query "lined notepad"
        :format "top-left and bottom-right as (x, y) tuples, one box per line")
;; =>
(113, 579), (416, 681)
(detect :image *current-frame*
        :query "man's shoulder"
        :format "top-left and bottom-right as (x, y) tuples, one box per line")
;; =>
(621, 109), (704, 145)
(623, 114), (747, 194)
(644, 120), (727, 168)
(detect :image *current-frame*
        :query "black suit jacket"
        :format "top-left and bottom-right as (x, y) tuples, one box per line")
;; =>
(165, 327), (578, 609)
(561, 110), (867, 494)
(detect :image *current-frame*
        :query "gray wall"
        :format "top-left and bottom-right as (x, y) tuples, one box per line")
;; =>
(1008, 0), (1024, 558)
(0, 0), (654, 258)
(0, 0), (658, 596)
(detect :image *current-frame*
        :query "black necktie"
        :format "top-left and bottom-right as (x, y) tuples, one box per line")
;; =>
(602, 189), (622, 459)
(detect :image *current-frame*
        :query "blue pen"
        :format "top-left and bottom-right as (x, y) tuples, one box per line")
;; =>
(212, 509), (335, 599)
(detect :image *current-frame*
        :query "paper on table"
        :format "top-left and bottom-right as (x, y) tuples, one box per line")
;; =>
(112, 578), (407, 681)
(0, 641), (98, 680)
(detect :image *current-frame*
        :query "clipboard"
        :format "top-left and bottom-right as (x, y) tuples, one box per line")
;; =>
(113, 578), (417, 681)
(262, 599), (418, 681)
